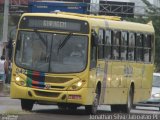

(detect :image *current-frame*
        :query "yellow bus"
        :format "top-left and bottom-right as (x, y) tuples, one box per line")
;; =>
(10, 12), (155, 114)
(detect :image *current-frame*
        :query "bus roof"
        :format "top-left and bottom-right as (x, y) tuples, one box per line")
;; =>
(21, 12), (154, 34)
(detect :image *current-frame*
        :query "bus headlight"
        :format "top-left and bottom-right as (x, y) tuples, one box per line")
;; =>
(16, 77), (20, 81)
(67, 80), (86, 91)
(15, 76), (26, 86)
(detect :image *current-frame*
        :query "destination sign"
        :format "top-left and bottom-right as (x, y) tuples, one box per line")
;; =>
(19, 16), (89, 34)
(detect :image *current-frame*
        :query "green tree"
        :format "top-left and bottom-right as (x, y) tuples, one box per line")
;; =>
(126, 0), (160, 72)
(141, 0), (160, 72)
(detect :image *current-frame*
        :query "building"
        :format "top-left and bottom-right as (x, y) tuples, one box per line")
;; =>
(129, 0), (147, 16)
(99, 0), (155, 16)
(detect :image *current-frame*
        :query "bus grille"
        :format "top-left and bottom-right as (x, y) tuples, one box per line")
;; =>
(34, 90), (60, 98)
(26, 71), (73, 90)
(45, 77), (72, 83)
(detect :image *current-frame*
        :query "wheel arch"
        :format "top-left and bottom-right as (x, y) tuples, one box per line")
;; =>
(130, 81), (135, 95)
(96, 81), (101, 95)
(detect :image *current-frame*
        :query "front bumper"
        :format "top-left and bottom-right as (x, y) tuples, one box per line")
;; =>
(10, 82), (95, 105)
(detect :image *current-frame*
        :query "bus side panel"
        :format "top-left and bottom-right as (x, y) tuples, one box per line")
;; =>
(105, 88), (128, 104)
(130, 63), (153, 103)
(129, 63), (143, 103)
(104, 61), (128, 105)
(142, 64), (153, 89)
(140, 64), (153, 102)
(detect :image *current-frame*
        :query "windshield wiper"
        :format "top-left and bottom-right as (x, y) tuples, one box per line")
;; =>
(57, 33), (73, 53)
(34, 29), (47, 47)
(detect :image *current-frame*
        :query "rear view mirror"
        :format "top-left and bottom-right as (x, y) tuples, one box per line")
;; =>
(91, 30), (98, 46)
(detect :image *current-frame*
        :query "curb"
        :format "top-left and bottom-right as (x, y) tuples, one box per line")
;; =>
(0, 83), (10, 97)
(0, 93), (10, 97)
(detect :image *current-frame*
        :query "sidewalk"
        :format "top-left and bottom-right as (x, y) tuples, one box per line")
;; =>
(0, 82), (10, 97)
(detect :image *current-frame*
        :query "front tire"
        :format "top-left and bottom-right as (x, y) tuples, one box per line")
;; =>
(21, 99), (34, 111)
(111, 105), (122, 112)
(85, 88), (100, 114)
(58, 104), (77, 111)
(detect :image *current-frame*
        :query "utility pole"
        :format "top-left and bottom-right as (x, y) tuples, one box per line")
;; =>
(2, 0), (10, 85)
(2, 0), (9, 43)
(2, 0), (9, 60)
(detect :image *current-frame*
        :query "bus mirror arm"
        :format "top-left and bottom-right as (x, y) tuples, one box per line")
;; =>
(94, 36), (98, 46)
(91, 30), (99, 46)
(92, 34), (98, 46)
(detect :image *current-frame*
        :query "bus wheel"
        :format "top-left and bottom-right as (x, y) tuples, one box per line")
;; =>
(68, 105), (77, 110)
(85, 88), (100, 115)
(57, 104), (68, 110)
(58, 104), (77, 111)
(111, 105), (121, 112)
(21, 99), (34, 111)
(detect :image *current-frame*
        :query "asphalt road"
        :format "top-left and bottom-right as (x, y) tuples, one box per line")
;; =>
(0, 97), (160, 120)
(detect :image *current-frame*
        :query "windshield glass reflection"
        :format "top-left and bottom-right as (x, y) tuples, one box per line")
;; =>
(15, 31), (88, 73)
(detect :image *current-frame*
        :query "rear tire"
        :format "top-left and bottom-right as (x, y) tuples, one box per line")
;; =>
(85, 88), (100, 114)
(21, 99), (34, 111)
(111, 88), (134, 113)
(122, 88), (134, 113)
(111, 105), (122, 113)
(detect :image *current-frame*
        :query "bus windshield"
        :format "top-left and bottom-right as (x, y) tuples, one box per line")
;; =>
(15, 31), (88, 73)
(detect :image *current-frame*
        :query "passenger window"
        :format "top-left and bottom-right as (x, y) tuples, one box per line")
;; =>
(129, 33), (135, 46)
(112, 31), (120, 60)
(112, 46), (119, 60)
(128, 32), (135, 61)
(135, 33), (143, 62)
(144, 34), (152, 63)
(144, 49), (150, 63)
(136, 33), (143, 47)
(104, 30), (112, 59)
(98, 29), (104, 59)
(105, 30), (111, 45)
(136, 48), (143, 61)
(128, 48), (134, 61)
(90, 31), (97, 69)
(121, 32), (128, 46)
(121, 32), (128, 60)
(98, 29), (104, 45)
(104, 46), (112, 59)
(113, 31), (120, 45)
(144, 34), (151, 48)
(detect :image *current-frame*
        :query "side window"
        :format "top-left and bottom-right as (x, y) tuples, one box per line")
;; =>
(129, 33), (135, 46)
(105, 30), (111, 45)
(121, 32), (128, 60)
(136, 33), (143, 61)
(144, 34), (152, 63)
(128, 32), (135, 61)
(112, 31), (120, 60)
(98, 29), (104, 59)
(113, 31), (120, 45)
(104, 30), (112, 59)
(90, 31), (97, 69)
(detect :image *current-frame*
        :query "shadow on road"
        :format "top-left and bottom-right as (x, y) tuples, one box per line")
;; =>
(32, 108), (111, 115)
